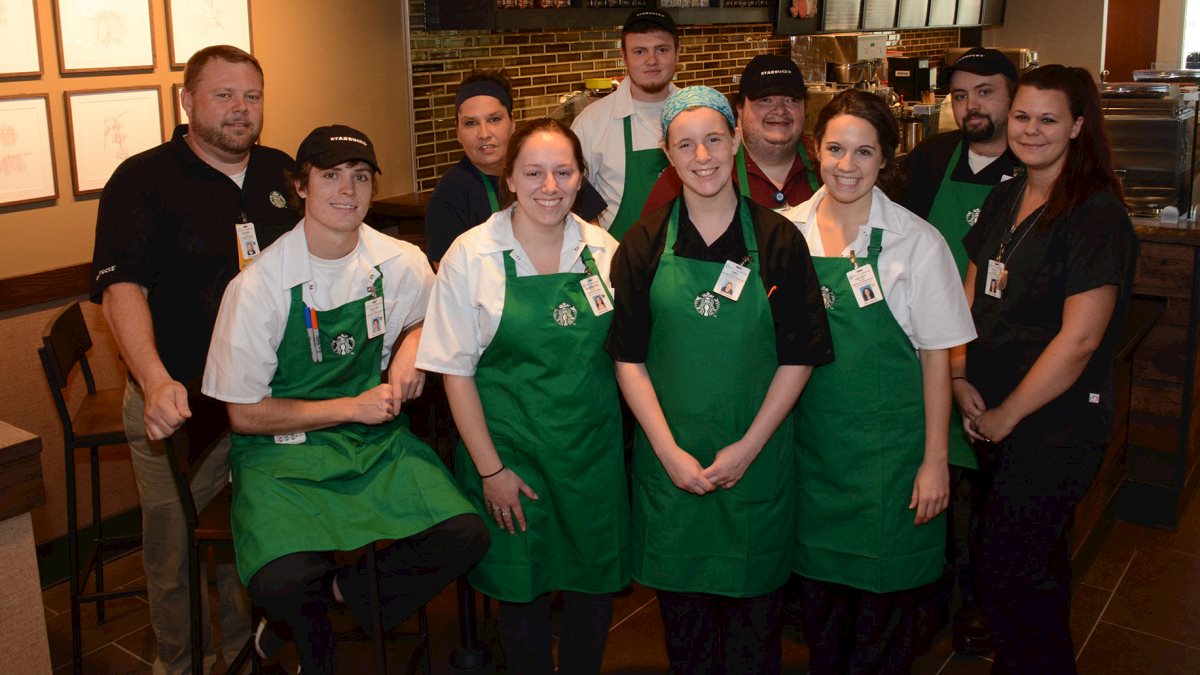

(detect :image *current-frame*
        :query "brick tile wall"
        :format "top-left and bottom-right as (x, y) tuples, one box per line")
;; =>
(409, 1), (959, 192)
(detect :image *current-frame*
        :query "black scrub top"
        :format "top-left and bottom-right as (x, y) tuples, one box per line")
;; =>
(963, 178), (1138, 447)
(607, 195), (834, 367)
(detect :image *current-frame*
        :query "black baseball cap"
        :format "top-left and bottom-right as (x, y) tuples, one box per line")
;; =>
(739, 55), (807, 101)
(295, 124), (381, 174)
(939, 47), (1018, 87)
(622, 8), (677, 37)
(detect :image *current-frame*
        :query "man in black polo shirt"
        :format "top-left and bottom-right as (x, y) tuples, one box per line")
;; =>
(900, 47), (1020, 657)
(90, 45), (295, 674)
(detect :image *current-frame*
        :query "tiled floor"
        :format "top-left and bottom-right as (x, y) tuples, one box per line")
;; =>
(46, 491), (1200, 673)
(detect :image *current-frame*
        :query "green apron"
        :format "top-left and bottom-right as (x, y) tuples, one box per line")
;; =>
(608, 116), (670, 241)
(926, 141), (991, 469)
(229, 272), (476, 585)
(631, 198), (794, 598)
(481, 172), (501, 213)
(458, 245), (629, 602)
(734, 144), (819, 207)
(792, 228), (945, 594)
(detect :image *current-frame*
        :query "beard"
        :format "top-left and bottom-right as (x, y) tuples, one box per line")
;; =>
(191, 115), (259, 155)
(962, 113), (997, 143)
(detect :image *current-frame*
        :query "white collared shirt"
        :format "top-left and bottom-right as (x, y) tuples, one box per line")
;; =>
(416, 208), (619, 376)
(571, 77), (678, 230)
(202, 220), (434, 404)
(781, 187), (976, 351)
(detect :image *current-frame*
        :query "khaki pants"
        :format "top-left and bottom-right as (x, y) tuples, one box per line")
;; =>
(123, 381), (250, 675)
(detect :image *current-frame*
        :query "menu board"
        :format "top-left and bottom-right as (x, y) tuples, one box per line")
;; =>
(863, 0), (898, 29)
(928, 0), (956, 25)
(981, 0), (1005, 24)
(955, 0), (982, 24)
(425, 0), (494, 29)
(897, 0), (928, 27)
(823, 0), (862, 30)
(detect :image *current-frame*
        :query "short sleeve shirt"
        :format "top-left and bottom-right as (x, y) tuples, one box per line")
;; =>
(607, 195), (833, 366)
(963, 180), (1138, 447)
(90, 125), (297, 384)
(202, 221), (433, 404)
(417, 209), (619, 376)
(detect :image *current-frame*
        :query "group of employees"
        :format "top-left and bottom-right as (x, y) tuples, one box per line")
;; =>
(85, 6), (1136, 674)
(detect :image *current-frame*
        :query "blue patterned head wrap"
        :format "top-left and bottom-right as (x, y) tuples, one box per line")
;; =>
(660, 86), (736, 141)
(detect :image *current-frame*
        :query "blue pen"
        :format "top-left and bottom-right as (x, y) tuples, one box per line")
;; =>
(304, 305), (321, 362)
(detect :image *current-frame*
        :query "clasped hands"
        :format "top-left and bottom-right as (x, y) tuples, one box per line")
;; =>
(662, 439), (757, 496)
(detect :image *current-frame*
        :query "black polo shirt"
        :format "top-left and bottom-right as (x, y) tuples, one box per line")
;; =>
(963, 179), (1138, 447)
(424, 155), (608, 263)
(607, 195), (833, 366)
(901, 131), (1020, 220)
(90, 124), (297, 384)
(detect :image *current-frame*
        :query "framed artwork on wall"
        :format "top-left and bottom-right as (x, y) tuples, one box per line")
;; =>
(0, 0), (44, 77)
(165, 0), (252, 68)
(53, 0), (155, 74)
(65, 86), (163, 196)
(0, 94), (58, 207)
(172, 83), (188, 125)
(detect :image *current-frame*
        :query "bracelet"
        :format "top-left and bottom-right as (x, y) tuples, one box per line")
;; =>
(480, 464), (506, 479)
(951, 375), (967, 381)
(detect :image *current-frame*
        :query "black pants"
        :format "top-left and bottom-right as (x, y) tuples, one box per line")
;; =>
(498, 591), (613, 675)
(798, 576), (917, 675)
(924, 465), (986, 616)
(247, 513), (488, 675)
(657, 588), (783, 675)
(974, 439), (1105, 675)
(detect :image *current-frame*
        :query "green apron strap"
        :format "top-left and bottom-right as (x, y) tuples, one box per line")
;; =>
(797, 143), (820, 193)
(579, 245), (614, 302)
(482, 173), (501, 213)
(501, 249), (518, 278)
(736, 146), (752, 202)
(666, 196), (758, 262)
(623, 116), (635, 154)
(867, 226), (884, 259)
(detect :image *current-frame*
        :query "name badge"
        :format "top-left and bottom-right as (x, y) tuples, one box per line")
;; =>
(714, 260), (751, 301)
(847, 263), (883, 308)
(364, 296), (386, 339)
(580, 275), (612, 316)
(236, 222), (260, 270)
(985, 259), (1006, 299)
(274, 432), (307, 444)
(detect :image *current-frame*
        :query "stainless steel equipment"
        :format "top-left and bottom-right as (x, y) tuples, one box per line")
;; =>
(1101, 82), (1200, 218)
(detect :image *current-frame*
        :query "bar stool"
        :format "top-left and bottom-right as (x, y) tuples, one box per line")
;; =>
(37, 302), (145, 675)
(164, 387), (430, 675)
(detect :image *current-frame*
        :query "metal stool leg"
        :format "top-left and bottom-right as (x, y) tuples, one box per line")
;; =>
(90, 446), (107, 624)
(66, 445), (83, 675)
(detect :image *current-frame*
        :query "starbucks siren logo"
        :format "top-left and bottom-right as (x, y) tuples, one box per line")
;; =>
(269, 191), (287, 208)
(821, 285), (836, 309)
(552, 302), (578, 327)
(693, 292), (720, 317)
(330, 332), (356, 356)
(966, 207), (981, 227)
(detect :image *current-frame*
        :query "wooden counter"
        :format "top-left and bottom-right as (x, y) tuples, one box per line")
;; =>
(1118, 217), (1200, 529)
(0, 420), (51, 674)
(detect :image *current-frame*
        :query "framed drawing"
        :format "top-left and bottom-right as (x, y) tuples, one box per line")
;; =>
(65, 87), (163, 196)
(166, 0), (252, 68)
(0, 95), (58, 207)
(172, 83), (188, 125)
(54, 0), (155, 74)
(0, 1), (44, 77)
(775, 0), (821, 36)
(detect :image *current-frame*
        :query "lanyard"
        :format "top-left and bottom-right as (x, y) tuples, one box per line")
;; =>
(995, 176), (1045, 264)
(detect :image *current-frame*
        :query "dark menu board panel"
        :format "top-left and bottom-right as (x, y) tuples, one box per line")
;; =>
(863, 0), (898, 29)
(823, 0), (862, 30)
(955, 0), (982, 24)
(425, 0), (495, 30)
(981, 0), (1005, 24)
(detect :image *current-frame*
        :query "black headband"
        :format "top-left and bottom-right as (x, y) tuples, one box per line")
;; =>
(455, 80), (513, 115)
